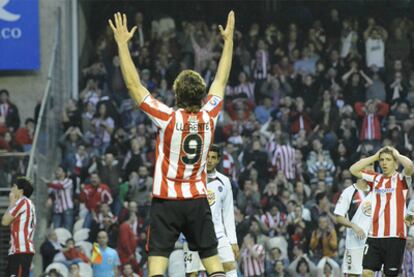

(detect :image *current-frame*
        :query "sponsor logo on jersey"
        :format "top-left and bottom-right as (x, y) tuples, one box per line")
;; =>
(207, 189), (216, 206)
(374, 187), (395, 194)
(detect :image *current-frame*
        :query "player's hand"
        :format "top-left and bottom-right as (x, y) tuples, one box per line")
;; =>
(405, 214), (414, 227)
(374, 147), (386, 160)
(391, 147), (400, 159)
(352, 225), (366, 240)
(231, 244), (240, 260)
(108, 13), (137, 45)
(8, 192), (17, 206)
(218, 10), (235, 42)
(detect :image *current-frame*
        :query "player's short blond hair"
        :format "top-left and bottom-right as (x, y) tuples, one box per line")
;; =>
(173, 70), (206, 112)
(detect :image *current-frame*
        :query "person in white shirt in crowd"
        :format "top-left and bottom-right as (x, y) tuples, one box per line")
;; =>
(364, 18), (387, 70)
(185, 144), (239, 277)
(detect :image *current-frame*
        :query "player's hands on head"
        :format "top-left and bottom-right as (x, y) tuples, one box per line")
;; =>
(108, 12), (137, 45)
(218, 10), (235, 42)
(390, 147), (400, 159)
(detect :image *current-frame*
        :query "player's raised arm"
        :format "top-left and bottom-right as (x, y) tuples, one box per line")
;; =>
(349, 149), (381, 179)
(390, 147), (414, 176)
(208, 11), (235, 99)
(109, 13), (149, 105)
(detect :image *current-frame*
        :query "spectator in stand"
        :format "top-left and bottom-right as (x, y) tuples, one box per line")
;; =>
(91, 102), (115, 155)
(62, 99), (82, 131)
(80, 173), (113, 228)
(122, 263), (141, 277)
(260, 201), (287, 237)
(61, 238), (90, 265)
(364, 19), (387, 70)
(309, 216), (338, 261)
(117, 212), (140, 274)
(43, 166), (74, 231)
(68, 262), (81, 277)
(127, 166), (153, 209)
(63, 143), (91, 184)
(92, 230), (121, 277)
(40, 229), (62, 270)
(59, 127), (88, 161)
(0, 89), (20, 133)
(237, 179), (261, 216)
(93, 152), (122, 216)
(310, 191), (337, 229)
(14, 118), (34, 152)
(89, 214), (119, 248)
(241, 232), (265, 277)
(354, 99), (389, 143)
(122, 138), (143, 178)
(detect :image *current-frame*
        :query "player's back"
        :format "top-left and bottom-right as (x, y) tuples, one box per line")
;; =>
(139, 94), (223, 199)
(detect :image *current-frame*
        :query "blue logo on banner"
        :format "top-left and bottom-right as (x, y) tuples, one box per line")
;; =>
(0, 0), (39, 70)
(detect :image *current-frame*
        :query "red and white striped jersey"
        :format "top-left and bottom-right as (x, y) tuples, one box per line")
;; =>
(361, 170), (411, 238)
(242, 244), (265, 276)
(8, 196), (36, 255)
(139, 94), (223, 200)
(260, 211), (287, 237)
(222, 150), (237, 182)
(271, 144), (296, 180)
(47, 178), (74, 213)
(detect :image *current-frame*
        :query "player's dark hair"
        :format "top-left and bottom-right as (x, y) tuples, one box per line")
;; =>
(173, 70), (206, 113)
(209, 144), (222, 157)
(14, 177), (34, 197)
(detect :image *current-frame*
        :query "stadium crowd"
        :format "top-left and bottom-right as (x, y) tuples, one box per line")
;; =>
(3, 3), (414, 277)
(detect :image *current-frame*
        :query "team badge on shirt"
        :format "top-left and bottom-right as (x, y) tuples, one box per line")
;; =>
(361, 201), (372, 216)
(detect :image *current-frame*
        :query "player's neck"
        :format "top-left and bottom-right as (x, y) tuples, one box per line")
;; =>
(383, 170), (396, 177)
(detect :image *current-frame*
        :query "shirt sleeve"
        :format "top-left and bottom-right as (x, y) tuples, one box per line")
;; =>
(361, 170), (378, 183)
(221, 176), (238, 245)
(139, 94), (174, 129)
(333, 188), (352, 217)
(201, 95), (223, 125)
(9, 198), (26, 218)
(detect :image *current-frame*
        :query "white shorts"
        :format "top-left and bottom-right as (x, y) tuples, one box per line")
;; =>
(168, 249), (186, 277)
(184, 236), (235, 273)
(342, 247), (364, 274)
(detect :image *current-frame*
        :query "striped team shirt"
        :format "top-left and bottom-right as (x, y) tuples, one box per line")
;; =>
(8, 196), (36, 255)
(48, 178), (74, 213)
(270, 144), (296, 180)
(242, 244), (265, 276)
(361, 170), (411, 238)
(139, 94), (223, 199)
